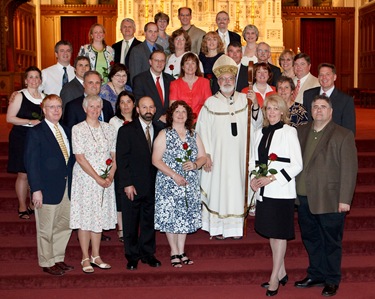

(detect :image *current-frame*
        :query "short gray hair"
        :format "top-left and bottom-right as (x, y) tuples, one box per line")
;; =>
(83, 95), (103, 110)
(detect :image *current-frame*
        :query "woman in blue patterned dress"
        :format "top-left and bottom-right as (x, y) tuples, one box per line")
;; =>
(152, 101), (206, 268)
(276, 76), (308, 127)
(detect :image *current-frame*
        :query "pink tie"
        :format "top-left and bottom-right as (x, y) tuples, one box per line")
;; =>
(156, 76), (164, 106)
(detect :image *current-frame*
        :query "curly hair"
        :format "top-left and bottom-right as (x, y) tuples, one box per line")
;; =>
(169, 29), (191, 54)
(200, 31), (224, 55)
(166, 100), (195, 134)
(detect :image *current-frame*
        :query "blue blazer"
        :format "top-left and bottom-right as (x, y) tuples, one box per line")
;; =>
(24, 120), (75, 204)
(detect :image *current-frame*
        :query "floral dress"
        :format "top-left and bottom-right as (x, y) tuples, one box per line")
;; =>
(70, 121), (117, 232)
(154, 128), (202, 233)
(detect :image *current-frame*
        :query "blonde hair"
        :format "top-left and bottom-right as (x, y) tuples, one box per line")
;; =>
(262, 94), (290, 127)
(88, 23), (107, 47)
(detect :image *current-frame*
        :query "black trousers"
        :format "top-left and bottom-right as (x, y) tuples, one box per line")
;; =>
(121, 192), (156, 262)
(297, 195), (346, 285)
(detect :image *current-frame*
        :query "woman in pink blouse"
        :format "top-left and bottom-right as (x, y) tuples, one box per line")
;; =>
(169, 53), (212, 121)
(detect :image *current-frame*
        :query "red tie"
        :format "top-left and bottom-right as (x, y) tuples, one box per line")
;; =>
(156, 76), (164, 106)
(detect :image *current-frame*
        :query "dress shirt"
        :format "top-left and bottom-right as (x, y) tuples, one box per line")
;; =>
(319, 86), (335, 97)
(150, 70), (165, 99)
(139, 117), (154, 144)
(41, 63), (75, 95)
(44, 118), (70, 156)
(120, 37), (135, 64)
(294, 72), (310, 89)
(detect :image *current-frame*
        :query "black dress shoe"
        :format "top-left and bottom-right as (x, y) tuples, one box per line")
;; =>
(55, 262), (74, 272)
(101, 234), (111, 241)
(126, 260), (138, 270)
(322, 284), (339, 297)
(261, 274), (288, 288)
(141, 256), (161, 267)
(294, 277), (325, 288)
(42, 265), (64, 276)
(266, 286), (279, 297)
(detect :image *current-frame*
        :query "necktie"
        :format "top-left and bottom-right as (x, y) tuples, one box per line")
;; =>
(156, 76), (164, 106)
(62, 67), (68, 87)
(294, 79), (301, 101)
(221, 33), (227, 52)
(54, 124), (69, 164)
(152, 46), (157, 52)
(145, 125), (151, 152)
(322, 92), (327, 96)
(124, 40), (129, 60)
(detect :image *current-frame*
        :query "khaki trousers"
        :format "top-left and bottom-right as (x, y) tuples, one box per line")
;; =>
(35, 187), (72, 267)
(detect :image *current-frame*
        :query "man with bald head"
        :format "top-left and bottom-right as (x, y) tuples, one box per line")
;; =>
(116, 96), (162, 271)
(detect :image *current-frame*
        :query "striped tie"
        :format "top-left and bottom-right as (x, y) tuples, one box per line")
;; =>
(145, 125), (151, 152)
(54, 124), (69, 164)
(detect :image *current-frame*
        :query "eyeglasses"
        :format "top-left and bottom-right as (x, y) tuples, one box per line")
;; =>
(257, 49), (270, 54)
(218, 77), (235, 82)
(114, 74), (127, 78)
(45, 105), (63, 110)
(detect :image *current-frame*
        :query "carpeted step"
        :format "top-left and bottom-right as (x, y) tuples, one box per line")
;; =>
(0, 173), (16, 191)
(0, 229), (374, 263)
(0, 142), (8, 156)
(356, 139), (375, 153)
(358, 152), (375, 168)
(0, 156), (8, 172)
(357, 168), (375, 185)
(0, 255), (374, 290)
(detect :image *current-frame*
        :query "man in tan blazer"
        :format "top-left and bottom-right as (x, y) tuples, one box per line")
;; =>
(293, 53), (320, 104)
(294, 95), (358, 297)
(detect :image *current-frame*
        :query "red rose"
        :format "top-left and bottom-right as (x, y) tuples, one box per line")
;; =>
(182, 142), (188, 150)
(169, 65), (175, 71)
(206, 74), (213, 80)
(123, 120), (130, 125)
(106, 159), (112, 166)
(269, 153), (278, 161)
(110, 61), (115, 66)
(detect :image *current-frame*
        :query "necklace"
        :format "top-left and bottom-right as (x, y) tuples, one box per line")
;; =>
(85, 121), (107, 143)
(111, 82), (122, 95)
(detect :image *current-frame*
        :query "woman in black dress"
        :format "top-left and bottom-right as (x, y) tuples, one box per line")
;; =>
(7, 66), (45, 219)
(250, 94), (303, 296)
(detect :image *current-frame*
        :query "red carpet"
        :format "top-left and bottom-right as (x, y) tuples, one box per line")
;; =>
(0, 110), (375, 299)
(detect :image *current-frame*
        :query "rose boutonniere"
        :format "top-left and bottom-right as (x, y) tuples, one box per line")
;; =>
(247, 153), (278, 215)
(175, 142), (192, 208)
(100, 158), (113, 206)
(169, 64), (179, 78)
(123, 120), (130, 125)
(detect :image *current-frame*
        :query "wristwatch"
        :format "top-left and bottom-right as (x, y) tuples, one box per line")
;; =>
(269, 176), (273, 181)
(28, 120), (32, 126)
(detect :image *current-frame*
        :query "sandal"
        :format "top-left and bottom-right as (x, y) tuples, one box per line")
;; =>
(179, 253), (193, 265)
(81, 258), (94, 274)
(170, 255), (182, 268)
(27, 206), (35, 215)
(215, 235), (226, 240)
(18, 210), (30, 219)
(90, 255), (111, 269)
(117, 230), (124, 243)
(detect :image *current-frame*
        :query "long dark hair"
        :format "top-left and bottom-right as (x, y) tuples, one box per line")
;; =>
(115, 91), (137, 121)
(166, 100), (194, 134)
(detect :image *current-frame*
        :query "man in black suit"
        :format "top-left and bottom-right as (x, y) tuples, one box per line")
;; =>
(216, 11), (241, 53)
(24, 94), (75, 276)
(256, 42), (281, 87)
(227, 41), (250, 92)
(128, 22), (163, 84)
(60, 56), (90, 110)
(303, 63), (356, 135)
(112, 18), (142, 86)
(63, 70), (114, 129)
(116, 96), (161, 270)
(132, 50), (175, 129)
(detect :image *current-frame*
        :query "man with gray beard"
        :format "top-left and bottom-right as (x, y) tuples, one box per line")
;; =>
(196, 55), (262, 240)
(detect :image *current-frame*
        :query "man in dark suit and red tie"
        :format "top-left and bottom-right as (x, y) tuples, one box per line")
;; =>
(116, 96), (162, 271)
(132, 50), (175, 130)
(24, 94), (75, 276)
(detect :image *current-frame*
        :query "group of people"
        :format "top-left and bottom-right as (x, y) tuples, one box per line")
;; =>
(6, 6), (358, 298)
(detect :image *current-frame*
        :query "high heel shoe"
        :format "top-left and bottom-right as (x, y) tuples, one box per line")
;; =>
(261, 274), (288, 288)
(266, 286), (279, 297)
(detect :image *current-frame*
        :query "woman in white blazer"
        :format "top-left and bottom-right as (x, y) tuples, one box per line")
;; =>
(249, 94), (303, 297)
